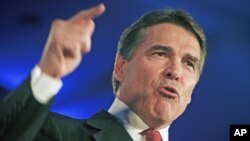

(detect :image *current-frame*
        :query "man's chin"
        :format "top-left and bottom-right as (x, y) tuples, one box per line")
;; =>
(151, 110), (174, 126)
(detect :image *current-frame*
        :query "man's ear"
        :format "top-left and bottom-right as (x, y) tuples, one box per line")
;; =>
(114, 55), (127, 82)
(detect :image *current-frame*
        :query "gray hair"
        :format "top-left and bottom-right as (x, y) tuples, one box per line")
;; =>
(112, 8), (207, 93)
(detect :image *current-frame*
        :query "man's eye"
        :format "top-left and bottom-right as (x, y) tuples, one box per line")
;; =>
(155, 52), (165, 57)
(186, 61), (195, 69)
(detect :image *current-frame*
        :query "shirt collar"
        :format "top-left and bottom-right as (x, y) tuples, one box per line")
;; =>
(108, 98), (169, 141)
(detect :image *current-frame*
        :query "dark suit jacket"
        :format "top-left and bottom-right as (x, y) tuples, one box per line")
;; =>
(0, 77), (133, 141)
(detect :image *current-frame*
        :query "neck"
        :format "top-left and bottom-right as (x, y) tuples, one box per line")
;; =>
(116, 96), (171, 129)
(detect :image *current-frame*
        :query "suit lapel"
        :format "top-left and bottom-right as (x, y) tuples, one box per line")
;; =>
(86, 110), (133, 141)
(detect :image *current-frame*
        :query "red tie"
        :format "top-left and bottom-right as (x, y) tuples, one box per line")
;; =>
(140, 128), (163, 141)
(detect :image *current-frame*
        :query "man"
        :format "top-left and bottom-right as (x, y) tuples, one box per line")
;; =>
(0, 3), (206, 141)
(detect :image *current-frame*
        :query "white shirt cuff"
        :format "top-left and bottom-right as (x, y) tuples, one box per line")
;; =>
(31, 65), (63, 104)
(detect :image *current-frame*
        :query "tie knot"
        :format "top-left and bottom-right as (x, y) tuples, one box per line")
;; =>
(140, 128), (162, 141)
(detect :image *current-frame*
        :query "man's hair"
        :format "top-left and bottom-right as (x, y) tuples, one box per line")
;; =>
(112, 8), (207, 93)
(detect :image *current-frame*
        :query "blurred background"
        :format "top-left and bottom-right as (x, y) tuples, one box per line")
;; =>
(0, 0), (250, 140)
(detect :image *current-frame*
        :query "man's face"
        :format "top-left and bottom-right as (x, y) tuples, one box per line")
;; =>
(115, 23), (201, 128)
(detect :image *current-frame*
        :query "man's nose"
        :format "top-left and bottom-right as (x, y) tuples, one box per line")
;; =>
(164, 60), (182, 81)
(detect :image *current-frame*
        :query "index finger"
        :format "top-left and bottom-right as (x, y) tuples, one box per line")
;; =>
(71, 3), (105, 21)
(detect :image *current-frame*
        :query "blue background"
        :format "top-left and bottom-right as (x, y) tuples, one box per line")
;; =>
(1, 0), (250, 140)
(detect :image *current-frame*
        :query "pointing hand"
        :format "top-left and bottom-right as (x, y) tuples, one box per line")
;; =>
(39, 4), (105, 79)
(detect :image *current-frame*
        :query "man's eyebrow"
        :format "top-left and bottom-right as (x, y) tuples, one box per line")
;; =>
(147, 45), (200, 64)
(185, 54), (200, 64)
(147, 45), (173, 53)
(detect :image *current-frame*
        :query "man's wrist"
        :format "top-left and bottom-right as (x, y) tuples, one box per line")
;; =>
(31, 65), (63, 104)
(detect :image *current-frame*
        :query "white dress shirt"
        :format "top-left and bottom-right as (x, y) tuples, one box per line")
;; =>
(31, 66), (62, 104)
(108, 98), (169, 141)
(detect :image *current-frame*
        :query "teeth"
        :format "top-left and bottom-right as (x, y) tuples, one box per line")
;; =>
(165, 87), (174, 93)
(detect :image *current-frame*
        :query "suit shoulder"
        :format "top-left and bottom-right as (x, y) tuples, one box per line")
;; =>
(48, 112), (85, 126)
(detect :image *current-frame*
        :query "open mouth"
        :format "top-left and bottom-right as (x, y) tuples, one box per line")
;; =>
(158, 86), (179, 99)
